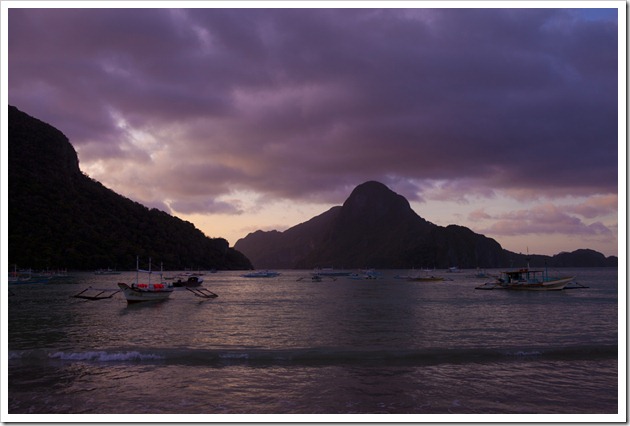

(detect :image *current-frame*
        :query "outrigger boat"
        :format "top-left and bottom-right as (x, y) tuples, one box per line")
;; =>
(476, 267), (575, 291)
(172, 275), (204, 287)
(118, 258), (174, 303)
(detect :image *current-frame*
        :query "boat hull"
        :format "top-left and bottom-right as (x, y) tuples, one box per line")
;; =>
(501, 276), (574, 291)
(117, 283), (174, 303)
(172, 276), (203, 287)
(477, 276), (575, 291)
(313, 269), (352, 277)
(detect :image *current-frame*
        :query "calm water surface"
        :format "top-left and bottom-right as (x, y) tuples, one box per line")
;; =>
(6, 268), (619, 418)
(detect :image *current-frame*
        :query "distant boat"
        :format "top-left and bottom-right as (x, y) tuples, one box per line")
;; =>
(476, 268), (575, 291)
(241, 270), (281, 278)
(9, 265), (23, 283)
(394, 268), (447, 282)
(348, 269), (381, 280)
(312, 268), (352, 277)
(408, 275), (446, 282)
(8, 267), (52, 284)
(296, 273), (336, 282)
(117, 258), (173, 303)
(8, 266), (33, 283)
(172, 275), (204, 287)
(94, 268), (122, 275)
(43, 269), (70, 280)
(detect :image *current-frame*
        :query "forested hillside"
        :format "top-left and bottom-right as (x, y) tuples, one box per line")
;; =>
(8, 105), (252, 271)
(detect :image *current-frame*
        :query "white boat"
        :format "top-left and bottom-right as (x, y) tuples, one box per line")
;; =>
(476, 268), (575, 291)
(348, 270), (381, 280)
(312, 268), (352, 277)
(8, 273), (32, 283)
(241, 270), (280, 278)
(8, 265), (28, 283)
(117, 258), (173, 303)
(408, 275), (446, 282)
(118, 282), (174, 302)
(95, 268), (122, 275)
(394, 269), (447, 282)
(8, 268), (52, 284)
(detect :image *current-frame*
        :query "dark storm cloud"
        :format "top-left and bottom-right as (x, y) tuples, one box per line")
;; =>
(8, 7), (618, 212)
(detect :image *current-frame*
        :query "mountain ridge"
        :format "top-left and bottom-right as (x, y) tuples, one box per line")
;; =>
(235, 182), (617, 269)
(8, 105), (615, 271)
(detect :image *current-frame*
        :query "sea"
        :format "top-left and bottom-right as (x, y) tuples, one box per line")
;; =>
(4, 267), (623, 421)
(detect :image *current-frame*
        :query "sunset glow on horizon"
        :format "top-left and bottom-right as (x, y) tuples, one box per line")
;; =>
(5, 2), (623, 258)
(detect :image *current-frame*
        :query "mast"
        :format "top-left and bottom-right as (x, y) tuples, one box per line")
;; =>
(526, 247), (530, 270)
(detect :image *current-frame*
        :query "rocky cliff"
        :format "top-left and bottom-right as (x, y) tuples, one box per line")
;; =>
(8, 105), (252, 270)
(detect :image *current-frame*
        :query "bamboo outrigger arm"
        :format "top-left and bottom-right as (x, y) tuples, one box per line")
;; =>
(72, 287), (121, 300)
(185, 287), (218, 299)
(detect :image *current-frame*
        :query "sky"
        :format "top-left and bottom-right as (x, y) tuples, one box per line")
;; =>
(4, 2), (623, 257)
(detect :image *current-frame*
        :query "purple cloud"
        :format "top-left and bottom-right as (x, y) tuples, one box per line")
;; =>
(566, 194), (618, 219)
(8, 7), (619, 211)
(474, 203), (615, 237)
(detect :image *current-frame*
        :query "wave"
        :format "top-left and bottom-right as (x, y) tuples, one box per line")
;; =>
(48, 350), (165, 362)
(8, 344), (617, 368)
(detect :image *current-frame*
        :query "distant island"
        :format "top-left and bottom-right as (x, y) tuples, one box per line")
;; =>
(235, 181), (617, 270)
(8, 105), (252, 271)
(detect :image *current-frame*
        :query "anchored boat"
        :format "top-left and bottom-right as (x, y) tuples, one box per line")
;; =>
(394, 268), (448, 282)
(172, 275), (204, 287)
(118, 258), (174, 303)
(312, 267), (352, 277)
(476, 268), (575, 291)
(408, 275), (447, 282)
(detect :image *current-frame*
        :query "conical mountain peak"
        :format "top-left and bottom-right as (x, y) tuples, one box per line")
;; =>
(235, 180), (615, 269)
(340, 181), (416, 223)
(345, 181), (403, 202)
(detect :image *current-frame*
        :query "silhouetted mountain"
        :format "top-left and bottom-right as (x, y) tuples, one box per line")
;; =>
(235, 181), (617, 269)
(8, 105), (252, 271)
(541, 249), (617, 268)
